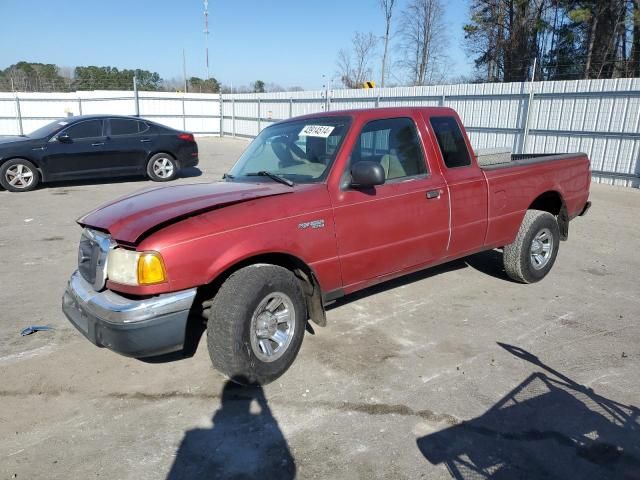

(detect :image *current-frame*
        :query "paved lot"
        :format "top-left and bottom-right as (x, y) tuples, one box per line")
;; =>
(1, 137), (639, 479)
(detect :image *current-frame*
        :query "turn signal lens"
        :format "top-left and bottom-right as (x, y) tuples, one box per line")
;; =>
(137, 253), (167, 285)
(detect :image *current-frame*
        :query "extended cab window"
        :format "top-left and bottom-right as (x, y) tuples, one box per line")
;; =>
(64, 120), (103, 139)
(110, 119), (139, 136)
(228, 117), (350, 184)
(430, 116), (471, 168)
(351, 117), (427, 181)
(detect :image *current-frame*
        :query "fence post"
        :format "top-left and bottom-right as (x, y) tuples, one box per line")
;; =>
(77, 97), (83, 116)
(257, 98), (261, 134)
(15, 95), (23, 135)
(232, 98), (236, 137)
(289, 98), (293, 118)
(521, 85), (535, 154)
(133, 76), (140, 117)
(375, 95), (380, 108)
(520, 58), (538, 154)
(440, 94), (446, 107)
(219, 92), (224, 137)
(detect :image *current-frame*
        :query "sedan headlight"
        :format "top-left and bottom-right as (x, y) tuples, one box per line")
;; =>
(107, 248), (167, 286)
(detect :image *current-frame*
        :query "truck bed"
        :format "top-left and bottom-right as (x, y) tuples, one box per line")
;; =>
(477, 150), (587, 170)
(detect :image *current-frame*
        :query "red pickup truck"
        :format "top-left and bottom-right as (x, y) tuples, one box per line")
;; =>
(62, 107), (591, 384)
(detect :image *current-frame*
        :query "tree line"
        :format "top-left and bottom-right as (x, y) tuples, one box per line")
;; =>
(0, 62), (299, 94)
(337, 0), (640, 88)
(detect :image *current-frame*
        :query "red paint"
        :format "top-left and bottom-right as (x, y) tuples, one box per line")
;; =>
(81, 107), (591, 298)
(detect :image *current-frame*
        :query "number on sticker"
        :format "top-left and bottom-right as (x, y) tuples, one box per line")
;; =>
(299, 125), (335, 138)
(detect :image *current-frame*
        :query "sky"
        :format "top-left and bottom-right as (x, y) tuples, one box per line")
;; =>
(0, 0), (473, 90)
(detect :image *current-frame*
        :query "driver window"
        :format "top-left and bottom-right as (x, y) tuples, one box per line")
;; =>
(351, 118), (427, 181)
(64, 120), (103, 140)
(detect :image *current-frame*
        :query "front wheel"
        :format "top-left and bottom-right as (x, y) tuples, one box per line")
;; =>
(503, 209), (560, 284)
(206, 264), (307, 385)
(0, 158), (40, 192)
(147, 153), (178, 182)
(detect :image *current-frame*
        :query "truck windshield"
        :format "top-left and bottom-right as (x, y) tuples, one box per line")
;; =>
(228, 116), (351, 184)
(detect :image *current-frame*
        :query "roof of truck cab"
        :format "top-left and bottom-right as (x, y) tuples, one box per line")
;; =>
(282, 106), (458, 123)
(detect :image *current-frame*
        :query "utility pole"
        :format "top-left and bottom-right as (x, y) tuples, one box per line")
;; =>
(204, 0), (210, 80)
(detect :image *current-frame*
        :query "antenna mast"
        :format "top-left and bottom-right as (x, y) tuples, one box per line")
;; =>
(203, 0), (210, 80)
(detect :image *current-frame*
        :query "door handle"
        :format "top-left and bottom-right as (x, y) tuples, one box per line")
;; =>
(91, 142), (105, 147)
(140, 139), (151, 143)
(426, 189), (441, 199)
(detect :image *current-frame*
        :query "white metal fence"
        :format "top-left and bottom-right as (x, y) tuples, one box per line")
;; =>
(2, 78), (639, 187)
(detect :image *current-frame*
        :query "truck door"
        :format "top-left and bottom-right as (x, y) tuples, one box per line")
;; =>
(331, 116), (450, 288)
(425, 113), (488, 257)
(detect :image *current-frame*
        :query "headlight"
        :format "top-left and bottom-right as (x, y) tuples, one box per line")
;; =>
(107, 249), (167, 286)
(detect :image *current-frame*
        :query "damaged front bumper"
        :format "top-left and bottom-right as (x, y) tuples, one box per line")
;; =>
(62, 270), (196, 358)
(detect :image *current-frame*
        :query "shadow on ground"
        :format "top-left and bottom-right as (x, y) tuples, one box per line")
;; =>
(464, 248), (519, 283)
(166, 379), (296, 480)
(39, 167), (204, 191)
(327, 249), (516, 311)
(417, 343), (640, 479)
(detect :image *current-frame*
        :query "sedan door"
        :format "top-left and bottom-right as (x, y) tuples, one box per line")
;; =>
(102, 118), (152, 176)
(330, 117), (450, 289)
(42, 119), (108, 179)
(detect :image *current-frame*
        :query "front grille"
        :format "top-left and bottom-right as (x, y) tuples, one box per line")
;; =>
(77, 229), (114, 290)
(78, 234), (98, 285)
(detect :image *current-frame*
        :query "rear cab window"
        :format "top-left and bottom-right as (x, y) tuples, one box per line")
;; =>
(429, 116), (472, 168)
(350, 117), (428, 182)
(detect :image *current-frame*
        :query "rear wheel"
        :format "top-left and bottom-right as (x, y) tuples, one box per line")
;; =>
(0, 159), (40, 192)
(147, 153), (178, 182)
(206, 264), (307, 385)
(503, 209), (560, 283)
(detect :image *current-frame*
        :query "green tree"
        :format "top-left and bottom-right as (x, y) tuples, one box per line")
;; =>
(189, 76), (221, 93)
(253, 80), (266, 93)
(464, 0), (549, 82)
(74, 66), (162, 90)
(0, 62), (67, 91)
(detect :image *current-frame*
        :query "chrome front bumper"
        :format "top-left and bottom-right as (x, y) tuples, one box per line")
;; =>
(62, 271), (197, 358)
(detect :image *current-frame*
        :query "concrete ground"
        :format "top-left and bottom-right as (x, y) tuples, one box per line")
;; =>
(0, 137), (638, 480)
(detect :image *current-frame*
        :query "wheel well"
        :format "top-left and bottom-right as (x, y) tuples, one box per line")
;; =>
(0, 157), (44, 180)
(528, 191), (569, 240)
(197, 252), (326, 328)
(147, 151), (176, 162)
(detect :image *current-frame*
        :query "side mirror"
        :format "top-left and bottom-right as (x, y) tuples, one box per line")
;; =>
(57, 133), (72, 143)
(351, 161), (385, 188)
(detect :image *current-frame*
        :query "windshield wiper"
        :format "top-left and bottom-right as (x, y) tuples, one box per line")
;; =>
(245, 171), (294, 187)
(222, 173), (234, 180)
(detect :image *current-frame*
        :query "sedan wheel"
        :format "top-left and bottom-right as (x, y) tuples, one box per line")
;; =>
(147, 153), (178, 182)
(0, 159), (40, 192)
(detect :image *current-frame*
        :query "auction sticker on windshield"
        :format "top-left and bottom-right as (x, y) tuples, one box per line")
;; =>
(300, 125), (335, 138)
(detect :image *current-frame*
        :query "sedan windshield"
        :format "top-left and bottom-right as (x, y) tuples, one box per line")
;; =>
(27, 119), (71, 138)
(228, 116), (351, 184)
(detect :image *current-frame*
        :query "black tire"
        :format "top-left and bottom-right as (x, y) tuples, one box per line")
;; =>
(206, 264), (307, 385)
(503, 209), (560, 284)
(0, 158), (40, 192)
(146, 153), (178, 182)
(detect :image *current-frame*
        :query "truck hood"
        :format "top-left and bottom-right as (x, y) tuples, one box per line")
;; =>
(78, 181), (294, 244)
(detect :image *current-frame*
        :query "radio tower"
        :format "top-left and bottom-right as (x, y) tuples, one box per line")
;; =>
(203, 0), (210, 80)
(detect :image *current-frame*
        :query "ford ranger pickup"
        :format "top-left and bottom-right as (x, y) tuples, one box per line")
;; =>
(62, 107), (592, 384)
